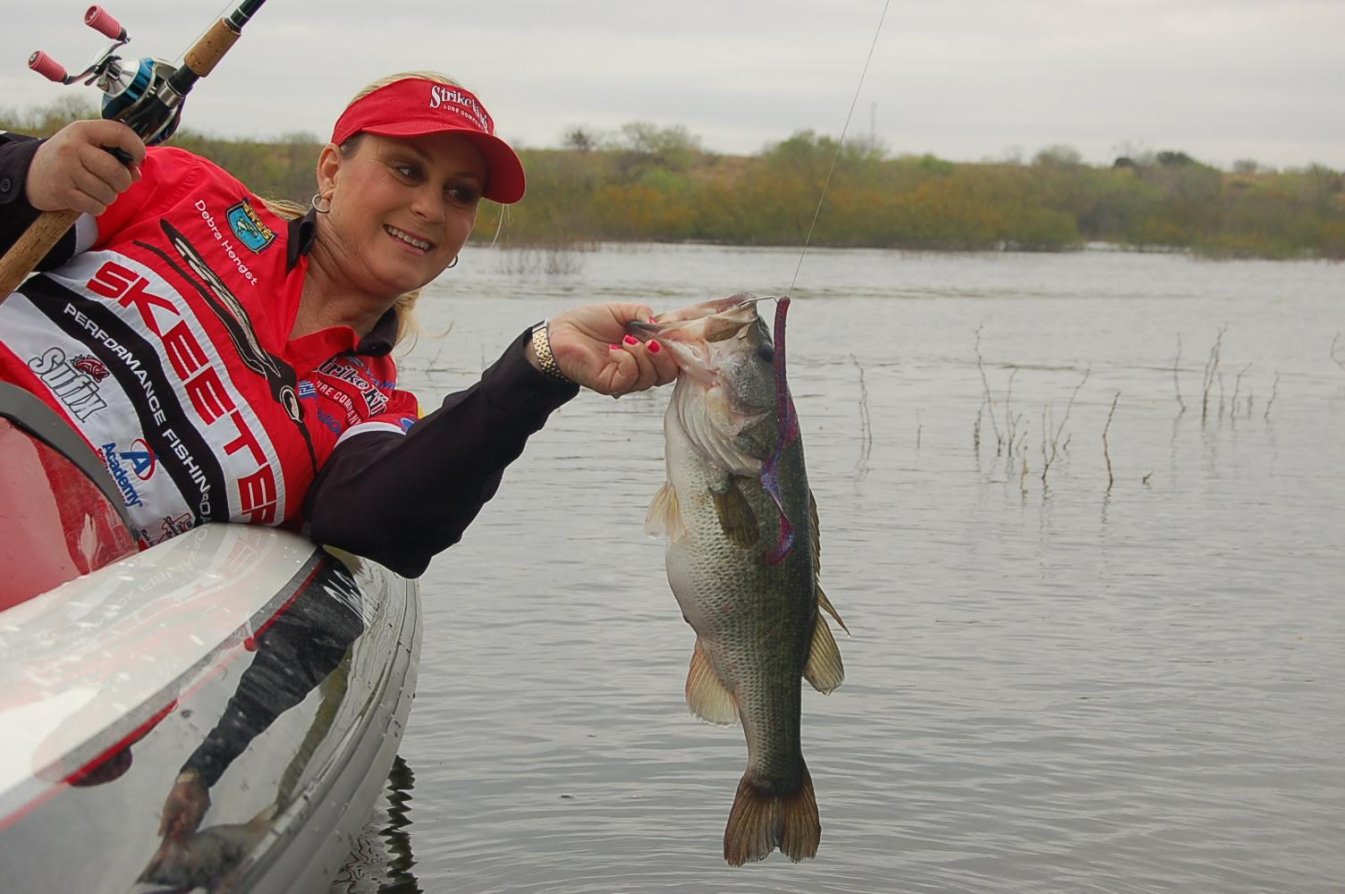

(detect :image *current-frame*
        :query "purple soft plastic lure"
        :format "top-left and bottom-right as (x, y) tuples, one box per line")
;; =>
(760, 296), (800, 566)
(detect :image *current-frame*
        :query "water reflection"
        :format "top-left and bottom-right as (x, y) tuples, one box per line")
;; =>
(329, 756), (422, 894)
(139, 576), (365, 887)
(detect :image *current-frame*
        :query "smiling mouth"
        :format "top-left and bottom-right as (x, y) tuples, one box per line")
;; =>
(385, 225), (433, 251)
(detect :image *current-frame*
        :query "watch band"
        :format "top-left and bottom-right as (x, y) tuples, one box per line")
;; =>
(530, 322), (572, 383)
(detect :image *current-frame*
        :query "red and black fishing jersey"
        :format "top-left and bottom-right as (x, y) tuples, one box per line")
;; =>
(1, 145), (421, 547)
(1, 135), (578, 577)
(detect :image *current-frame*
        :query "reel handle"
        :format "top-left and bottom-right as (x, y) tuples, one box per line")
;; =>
(83, 6), (127, 41)
(27, 51), (69, 83)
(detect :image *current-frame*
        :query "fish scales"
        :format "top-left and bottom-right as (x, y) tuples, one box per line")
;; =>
(637, 293), (845, 866)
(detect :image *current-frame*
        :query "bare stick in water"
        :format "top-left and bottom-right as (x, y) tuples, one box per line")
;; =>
(974, 326), (1003, 455)
(1103, 392), (1120, 491)
(1201, 324), (1227, 425)
(851, 354), (873, 480)
(1041, 367), (1091, 486)
(1231, 363), (1252, 420)
(1173, 334), (1186, 415)
(1004, 368), (1022, 469)
(1263, 371), (1280, 421)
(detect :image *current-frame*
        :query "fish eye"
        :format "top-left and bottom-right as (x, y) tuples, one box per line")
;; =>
(757, 343), (775, 363)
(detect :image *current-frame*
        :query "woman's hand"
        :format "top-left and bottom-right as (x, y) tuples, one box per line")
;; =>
(539, 303), (680, 396)
(25, 119), (145, 215)
(157, 771), (211, 840)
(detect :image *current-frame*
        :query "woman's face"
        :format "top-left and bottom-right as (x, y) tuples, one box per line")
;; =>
(319, 131), (486, 296)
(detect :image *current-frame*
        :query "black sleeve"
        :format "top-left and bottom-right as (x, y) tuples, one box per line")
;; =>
(180, 569), (365, 787)
(0, 132), (78, 267)
(304, 327), (580, 578)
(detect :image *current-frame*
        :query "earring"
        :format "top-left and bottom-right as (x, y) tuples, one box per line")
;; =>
(446, 256), (459, 269)
(310, 192), (332, 214)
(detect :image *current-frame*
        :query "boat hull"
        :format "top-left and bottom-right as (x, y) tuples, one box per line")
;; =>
(0, 523), (421, 893)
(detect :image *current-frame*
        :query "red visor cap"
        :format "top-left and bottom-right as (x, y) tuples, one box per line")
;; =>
(330, 78), (525, 204)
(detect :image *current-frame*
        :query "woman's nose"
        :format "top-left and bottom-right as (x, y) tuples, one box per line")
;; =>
(409, 185), (445, 222)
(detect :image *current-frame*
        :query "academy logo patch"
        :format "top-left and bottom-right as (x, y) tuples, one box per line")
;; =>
(122, 438), (157, 480)
(226, 201), (276, 253)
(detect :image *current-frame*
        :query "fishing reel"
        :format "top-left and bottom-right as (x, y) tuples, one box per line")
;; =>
(28, 5), (183, 146)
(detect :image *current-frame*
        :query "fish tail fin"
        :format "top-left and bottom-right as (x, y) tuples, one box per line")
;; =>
(723, 766), (820, 866)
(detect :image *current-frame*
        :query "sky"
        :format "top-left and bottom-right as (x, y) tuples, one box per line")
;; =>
(3, 0), (1342, 171)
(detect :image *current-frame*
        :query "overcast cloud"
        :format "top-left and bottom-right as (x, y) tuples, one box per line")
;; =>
(2, 0), (1341, 170)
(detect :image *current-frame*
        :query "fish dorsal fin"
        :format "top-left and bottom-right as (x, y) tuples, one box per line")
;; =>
(645, 481), (686, 541)
(713, 478), (759, 548)
(803, 610), (845, 694)
(810, 492), (822, 574)
(686, 639), (739, 725)
(808, 492), (848, 633)
(817, 583), (849, 635)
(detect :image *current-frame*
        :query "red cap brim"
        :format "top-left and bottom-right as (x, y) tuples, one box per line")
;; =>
(332, 79), (526, 204)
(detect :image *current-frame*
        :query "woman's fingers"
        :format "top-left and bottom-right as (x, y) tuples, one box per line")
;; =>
(606, 333), (677, 395)
(26, 119), (144, 214)
(547, 303), (679, 396)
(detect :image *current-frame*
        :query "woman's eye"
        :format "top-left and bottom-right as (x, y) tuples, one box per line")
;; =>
(392, 162), (422, 180)
(447, 185), (481, 205)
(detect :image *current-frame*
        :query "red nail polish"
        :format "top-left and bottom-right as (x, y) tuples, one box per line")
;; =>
(623, 334), (639, 346)
(647, 340), (661, 354)
(609, 343), (621, 351)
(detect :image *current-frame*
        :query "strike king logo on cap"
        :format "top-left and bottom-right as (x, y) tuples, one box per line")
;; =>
(428, 84), (493, 133)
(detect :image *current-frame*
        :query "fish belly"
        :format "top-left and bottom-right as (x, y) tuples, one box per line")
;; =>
(664, 446), (815, 781)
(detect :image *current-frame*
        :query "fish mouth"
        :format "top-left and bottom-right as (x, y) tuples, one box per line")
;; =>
(627, 293), (771, 342)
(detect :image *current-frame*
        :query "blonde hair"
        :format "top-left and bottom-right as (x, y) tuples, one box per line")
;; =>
(261, 71), (467, 349)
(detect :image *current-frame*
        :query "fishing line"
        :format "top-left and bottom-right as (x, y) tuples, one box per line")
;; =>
(787, 0), (892, 298)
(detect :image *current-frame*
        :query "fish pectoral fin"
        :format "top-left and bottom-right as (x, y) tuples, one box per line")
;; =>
(713, 478), (759, 548)
(817, 583), (849, 634)
(645, 481), (686, 541)
(686, 639), (739, 725)
(803, 612), (845, 694)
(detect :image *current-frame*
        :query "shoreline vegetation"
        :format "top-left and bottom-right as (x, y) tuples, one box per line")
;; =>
(5, 101), (1342, 261)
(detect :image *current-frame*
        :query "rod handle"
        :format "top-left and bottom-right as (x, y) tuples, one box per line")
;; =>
(0, 211), (82, 300)
(180, 18), (242, 78)
(83, 5), (127, 41)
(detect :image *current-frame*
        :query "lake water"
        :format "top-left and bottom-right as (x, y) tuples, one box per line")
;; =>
(332, 245), (1344, 894)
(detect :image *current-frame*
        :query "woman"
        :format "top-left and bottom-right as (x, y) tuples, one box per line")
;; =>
(0, 72), (676, 579)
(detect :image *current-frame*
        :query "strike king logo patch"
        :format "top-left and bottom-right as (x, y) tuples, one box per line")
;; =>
(226, 201), (276, 253)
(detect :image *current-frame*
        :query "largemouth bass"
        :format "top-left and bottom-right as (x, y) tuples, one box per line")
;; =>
(636, 293), (846, 866)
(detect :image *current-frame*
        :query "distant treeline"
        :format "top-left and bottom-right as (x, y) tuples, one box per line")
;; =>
(5, 101), (1342, 260)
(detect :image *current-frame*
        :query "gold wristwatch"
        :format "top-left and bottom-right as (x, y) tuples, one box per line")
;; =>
(530, 322), (572, 383)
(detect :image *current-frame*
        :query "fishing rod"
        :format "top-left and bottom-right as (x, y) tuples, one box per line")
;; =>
(0, 0), (269, 300)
